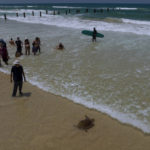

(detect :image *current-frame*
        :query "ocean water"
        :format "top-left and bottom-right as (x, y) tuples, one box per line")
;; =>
(0, 3), (150, 133)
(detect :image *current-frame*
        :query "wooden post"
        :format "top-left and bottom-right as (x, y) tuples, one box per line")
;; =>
(40, 11), (42, 17)
(85, 9), (88, 13)
(4, 14), (7, 20)
(76, 9), (80, 13)
(93, 9), (96, 13)
(65, 10), (68, 15)
(68, 9), (71, 13)
(53, 10), (56, 15)
(32, 11), (34, 16)
(46, 10), (48, 14)
(107, 8), (109, 12)
(23, 12), (26, 18)
(16, 13), (18, 17)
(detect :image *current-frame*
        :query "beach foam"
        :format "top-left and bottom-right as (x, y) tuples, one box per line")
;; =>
(122, 18), (150, 25)
(115, 7), (138, 10)
(52, 6), (85, 9)
(1, 14), (149, 36)
(0, 5), (150, 36)
(0, 68), (9, 74)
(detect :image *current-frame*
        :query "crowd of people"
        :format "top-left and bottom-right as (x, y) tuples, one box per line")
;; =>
(9, 37), (64, 56)
(0, 37), (42, 66)
(9, 37), (41, 57)
(0, 36), (66, 67)
(1, 26), (97, 67)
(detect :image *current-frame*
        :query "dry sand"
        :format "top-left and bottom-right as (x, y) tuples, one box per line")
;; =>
(0, 71), (150, 150)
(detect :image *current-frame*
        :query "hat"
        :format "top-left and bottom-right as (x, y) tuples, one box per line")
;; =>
(13, 60), (20, 65)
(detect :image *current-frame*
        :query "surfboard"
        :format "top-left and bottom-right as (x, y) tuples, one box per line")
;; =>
(81, 30), (104, 38)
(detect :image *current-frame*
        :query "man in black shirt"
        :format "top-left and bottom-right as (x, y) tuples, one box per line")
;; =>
(92, 27), (97, 42)
(15, 37), (23, 55)
(11, 60), (26, 97)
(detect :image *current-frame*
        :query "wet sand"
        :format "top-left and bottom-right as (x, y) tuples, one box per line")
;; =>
(0, 71), (150, 150)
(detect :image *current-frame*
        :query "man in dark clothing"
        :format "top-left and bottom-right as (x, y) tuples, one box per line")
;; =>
(15, 37), (23, 55)
(92, 27), (97, 42)
(10, 60), (26, 97)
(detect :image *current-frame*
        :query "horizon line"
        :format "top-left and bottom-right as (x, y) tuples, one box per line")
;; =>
(0, 2), (150, 5)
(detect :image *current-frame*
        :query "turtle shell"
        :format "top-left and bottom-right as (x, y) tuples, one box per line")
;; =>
(76, 115), (95, 132)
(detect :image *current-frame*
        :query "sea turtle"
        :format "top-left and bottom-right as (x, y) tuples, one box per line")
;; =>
(75, 115), (95, 132)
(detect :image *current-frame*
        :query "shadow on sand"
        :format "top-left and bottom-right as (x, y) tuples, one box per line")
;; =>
(20, 92), (32, 97)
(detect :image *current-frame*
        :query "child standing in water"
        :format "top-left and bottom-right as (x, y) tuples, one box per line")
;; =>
(56, 43), (64, 50)
(9, 38), (15, 46)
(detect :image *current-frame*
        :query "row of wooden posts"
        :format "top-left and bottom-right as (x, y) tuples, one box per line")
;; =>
(3, 8), (116, 20)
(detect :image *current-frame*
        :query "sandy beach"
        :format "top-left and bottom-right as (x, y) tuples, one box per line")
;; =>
(0, 71), (150, 150)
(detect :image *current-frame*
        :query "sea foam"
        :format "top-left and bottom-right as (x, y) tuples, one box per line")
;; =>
(52, 6), (85, 9)
(115, 7), (138, 10)
(2, 13), (150, 36)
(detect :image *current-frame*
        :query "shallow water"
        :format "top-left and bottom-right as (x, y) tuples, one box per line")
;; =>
(0, 5), (150, 133)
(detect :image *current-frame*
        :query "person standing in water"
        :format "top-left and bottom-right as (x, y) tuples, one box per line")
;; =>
(36, 37), (41, 53)
(32, 37), (41, 55)
(32, 38), (38, 55)
(0, 43), (2, 66)
(56, 43), (64, 50)
(24, 39), (30, 55)
(92, 27), (97, 42)
(0, 42), (9, 65)
(15, 37), (23, 56)
(9, 38), (15, 46)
